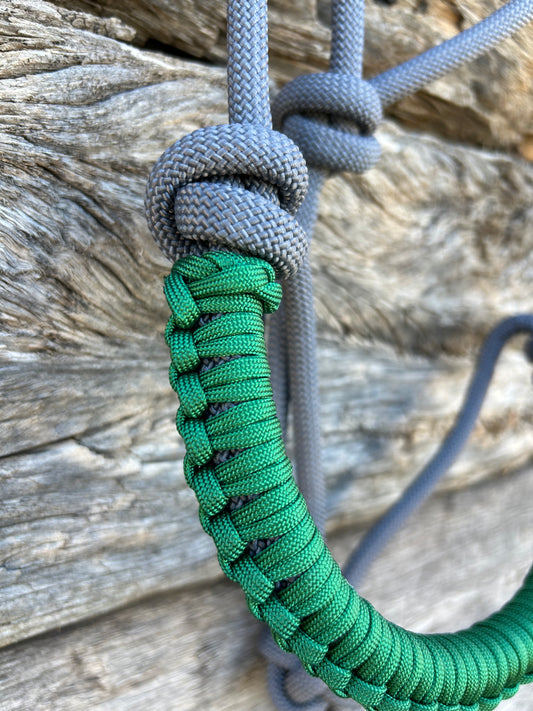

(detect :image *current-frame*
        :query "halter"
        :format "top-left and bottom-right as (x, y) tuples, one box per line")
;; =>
(145, 2), (533, 709)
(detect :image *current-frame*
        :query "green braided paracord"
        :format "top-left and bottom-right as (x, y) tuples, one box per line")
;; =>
(164, 250), (533, 711)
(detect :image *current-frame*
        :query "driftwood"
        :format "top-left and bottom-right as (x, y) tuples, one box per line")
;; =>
(0, 1), (532, 707)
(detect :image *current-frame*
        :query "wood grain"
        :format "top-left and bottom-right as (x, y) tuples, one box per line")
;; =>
(1, 465), (531, 710)
(46, 0), (533, 151)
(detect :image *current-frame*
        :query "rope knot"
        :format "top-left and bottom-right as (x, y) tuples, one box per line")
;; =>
(145, 124), (309, 279)
(272, 73), (382, 174)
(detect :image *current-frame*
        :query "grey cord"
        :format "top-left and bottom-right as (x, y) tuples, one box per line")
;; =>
(144, 1), (533, 710)
(370, 0), (533, 107)
(342, 315), (533, 589)
(261, 317), (533, 711)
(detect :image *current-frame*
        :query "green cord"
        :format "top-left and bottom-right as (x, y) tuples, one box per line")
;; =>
(164, 250), (533, 711)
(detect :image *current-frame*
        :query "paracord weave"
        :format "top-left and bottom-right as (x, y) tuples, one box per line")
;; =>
(164, 250), (533, 711)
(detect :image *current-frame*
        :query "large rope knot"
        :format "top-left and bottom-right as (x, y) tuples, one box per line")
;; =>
(145, 123), (309, 279)
(272, 73), (382, 174)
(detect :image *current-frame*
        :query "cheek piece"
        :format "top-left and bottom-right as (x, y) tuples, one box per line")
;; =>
(145, 2), (533, 710)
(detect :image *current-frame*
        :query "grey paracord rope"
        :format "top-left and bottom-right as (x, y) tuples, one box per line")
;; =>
(343, 315), (533, 589)
(144, 1), (533, 709)
(270, 0), (533, 543)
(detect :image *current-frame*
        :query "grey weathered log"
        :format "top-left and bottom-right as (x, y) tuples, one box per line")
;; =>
(47, 0), (533, 154)
(0, 465), (532, 710)
(0, 0), (532, 658)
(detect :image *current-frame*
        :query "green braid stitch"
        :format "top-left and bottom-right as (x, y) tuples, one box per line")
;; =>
(164, 250), (533, 711)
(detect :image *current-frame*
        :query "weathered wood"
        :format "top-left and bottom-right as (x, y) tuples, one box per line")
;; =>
(1, 465), (532, 710)
(47, 0), (533, 153)
(1, 0), (532, 655)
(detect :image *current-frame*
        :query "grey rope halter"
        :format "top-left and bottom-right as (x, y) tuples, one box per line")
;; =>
(144, 1), (533, 709)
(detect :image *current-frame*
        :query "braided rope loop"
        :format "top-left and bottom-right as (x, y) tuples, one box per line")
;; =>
(165, 250), (533, 711)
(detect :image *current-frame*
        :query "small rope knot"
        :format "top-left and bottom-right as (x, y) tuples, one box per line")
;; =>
(145, 124), (309, 279)
(272, 73), (382, 174)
